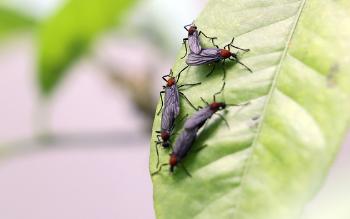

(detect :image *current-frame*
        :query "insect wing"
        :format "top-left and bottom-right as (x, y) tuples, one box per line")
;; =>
(161, 105), (175, 132)
(161, 85), (179, 130)
(164, 85), (180, 118)
(199, 48), (220, 57)
(186, 48), (221, 66)
(184, 107), (213, 130)
(173, 128), (198, 161)
(188, 31), (201, 54)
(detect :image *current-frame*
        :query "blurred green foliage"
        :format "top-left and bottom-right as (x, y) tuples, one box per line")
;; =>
(38, 0), (137, 95)
(0, 7), (36, 38)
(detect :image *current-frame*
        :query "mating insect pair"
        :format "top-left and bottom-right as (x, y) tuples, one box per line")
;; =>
(181, 23), (252, 81)
(153, 83), (248, 176)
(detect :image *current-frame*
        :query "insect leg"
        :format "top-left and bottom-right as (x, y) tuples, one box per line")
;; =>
(176, 65), (189, 81)
(178, 82), (201, 89)
(179, 163), (192, 177)
(179, 92), (198, 111)
(198, 31), (218, 47)
(206, 63), (217, 77)
(154, 136), (162, 168)
(229, 58), (253, 73)
(162, 75), (169, 82)
(192, 144), (208, 153)
(226, 36), (235, 50)
(216, 113), (230, 129)
(151, 163), (169, 176)
(157, 91), (165, 115)
(181, 38), (189, 59)
(213, 81), (225, 102)
(230, 45), (250, 52)
(222, 60), (227, 82)
(184, 24), (192, 31)
(200, 97), (209, 105)
(179, 113), (189, 123)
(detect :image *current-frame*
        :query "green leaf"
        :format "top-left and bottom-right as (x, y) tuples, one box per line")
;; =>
(0, 7), (36, 38)
(149, 0), (350, 219)
(38, 0), (136, 95)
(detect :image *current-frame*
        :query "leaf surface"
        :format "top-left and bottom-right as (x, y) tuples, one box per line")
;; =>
(150, 0), (350, 218)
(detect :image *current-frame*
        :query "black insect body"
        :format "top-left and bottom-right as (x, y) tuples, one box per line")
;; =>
(168, 101), (227, 174)
(153, 102), (226, 176)
(186, 37), (252, 80)
(169, 127), (199, 173)
(184, 101), (226, 130)
(155, 76), (179, 148)
(155, 70), (200, 167)
(181, 23), (217, 59)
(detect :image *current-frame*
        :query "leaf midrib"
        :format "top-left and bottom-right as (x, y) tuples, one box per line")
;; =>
(232, 0), (308, 217)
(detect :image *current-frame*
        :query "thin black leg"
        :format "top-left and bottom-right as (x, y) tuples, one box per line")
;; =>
(216, 113), (230, 129)
(198, 31), (218, 47)
(230, 45), (250, 52)
(151, 163), (168, 176)
(226, 36), (235, 48)
(200, 97), (209, 105)
(192, 144), (208, 153)
(229, 58), (253, 73)
(206, 63), (217, 77)
(184, 24), (191, 31)
(181, 38), (189, 59)
(178, 82), (201, 89)
(222, 60), (226, 82)
(180, 163), (192, 177)
(154, 137), (161, 168)
(176, 65), (189, 81)
(157, 91), (165, 115)
(179, 92), (198, 111)
(213, 81), (225, 102)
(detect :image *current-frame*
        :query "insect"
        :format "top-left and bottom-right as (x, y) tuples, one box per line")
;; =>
(186, 37), (252, 80)
(152, 84), (233, 176)
(168, 97), (230, 174)
(181, 23), (217, 58)
(154, 69), (200, 167)
(183, 82), (233, 130)
(152, 121), (202, 177)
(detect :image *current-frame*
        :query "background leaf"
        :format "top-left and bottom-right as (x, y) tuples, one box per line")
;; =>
(38, 0), (137, 95)
(150, 0), (350, 219)
(0, 7), (36, 38)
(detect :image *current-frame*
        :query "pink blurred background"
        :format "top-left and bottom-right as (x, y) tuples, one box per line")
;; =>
(0, 1), (349, 219)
